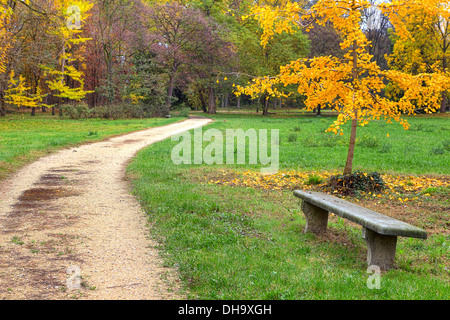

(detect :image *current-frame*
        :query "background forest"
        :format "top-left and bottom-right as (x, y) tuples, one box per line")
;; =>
(2, 0), (438, 119)
(1, 0), (450, 119)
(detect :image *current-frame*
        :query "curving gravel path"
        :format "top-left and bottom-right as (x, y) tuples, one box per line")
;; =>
(0, 118), (211, 299)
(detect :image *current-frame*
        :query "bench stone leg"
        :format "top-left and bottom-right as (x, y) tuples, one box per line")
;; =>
(362, 227), (398, 271)
(301, 200), (329, 234)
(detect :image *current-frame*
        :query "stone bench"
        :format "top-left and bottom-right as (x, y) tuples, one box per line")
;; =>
(293, 190), (427, 270)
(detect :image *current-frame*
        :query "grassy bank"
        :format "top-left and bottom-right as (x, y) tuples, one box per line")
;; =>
(127, 113), (449, 299)
(0, 113), (183, 180)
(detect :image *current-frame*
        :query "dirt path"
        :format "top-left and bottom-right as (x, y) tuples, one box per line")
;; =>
(0, 118), (211, 300)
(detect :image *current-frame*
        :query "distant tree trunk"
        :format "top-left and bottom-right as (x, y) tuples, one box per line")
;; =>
(166, 71), (176, 116)
(58, 98), (64, 117)
(441, 92), (447, 113)
(199, 88), (207, 112)
(106, 58), (113, 102)
(41, 90), (48, 112)
(0, 90), (5, 116)
(441, 54), (447, 113)
(31, 83), (37, 116)
(262, 96), (269, 116)
(59, 42), (66, 118)
(237, 96), (241, 109)
(208, 86), (216, 114)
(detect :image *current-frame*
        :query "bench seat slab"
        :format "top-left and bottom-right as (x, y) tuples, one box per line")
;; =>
(294, 190), (427, 239)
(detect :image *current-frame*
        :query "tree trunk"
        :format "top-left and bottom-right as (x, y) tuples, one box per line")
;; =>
(237, 96), (241, 109)
(441, 47), (447, 113)
(165, 72), (176, 116)
(344, 114), (358, 175)
(41, 91), (47, 112)
(207, 86), (216, 114)
(441, 91), (447, 113)
(262, 97), (269, 116)
(0, 90), (5, 116)
(198, 88), (207, 112)
(343, 39), (359, 175)
(59, 40), (66, 118)
(106, 59), (113, 103)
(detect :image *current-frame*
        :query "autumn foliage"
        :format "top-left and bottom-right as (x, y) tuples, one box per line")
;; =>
(0, 0), (93, 116)
(237, 0), (450, 174)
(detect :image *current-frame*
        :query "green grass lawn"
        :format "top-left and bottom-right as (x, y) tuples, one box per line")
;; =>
(127, 112), (450, 299)
(0, 113), (183, 180)
(197, 112), (449, 175)
(1, 110), (448, 299)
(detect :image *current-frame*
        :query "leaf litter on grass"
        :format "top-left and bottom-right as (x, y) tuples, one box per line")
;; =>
(203, 168), (449, 236)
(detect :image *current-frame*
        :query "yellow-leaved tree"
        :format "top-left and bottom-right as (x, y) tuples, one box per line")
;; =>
(43, 0), (93, 109)
(0, 0), (11, 75)
(237, 0), (449, 174)
(0, 0), (12, 116)
(4, 70), (46, 109)
(381, 0), (450, 113)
